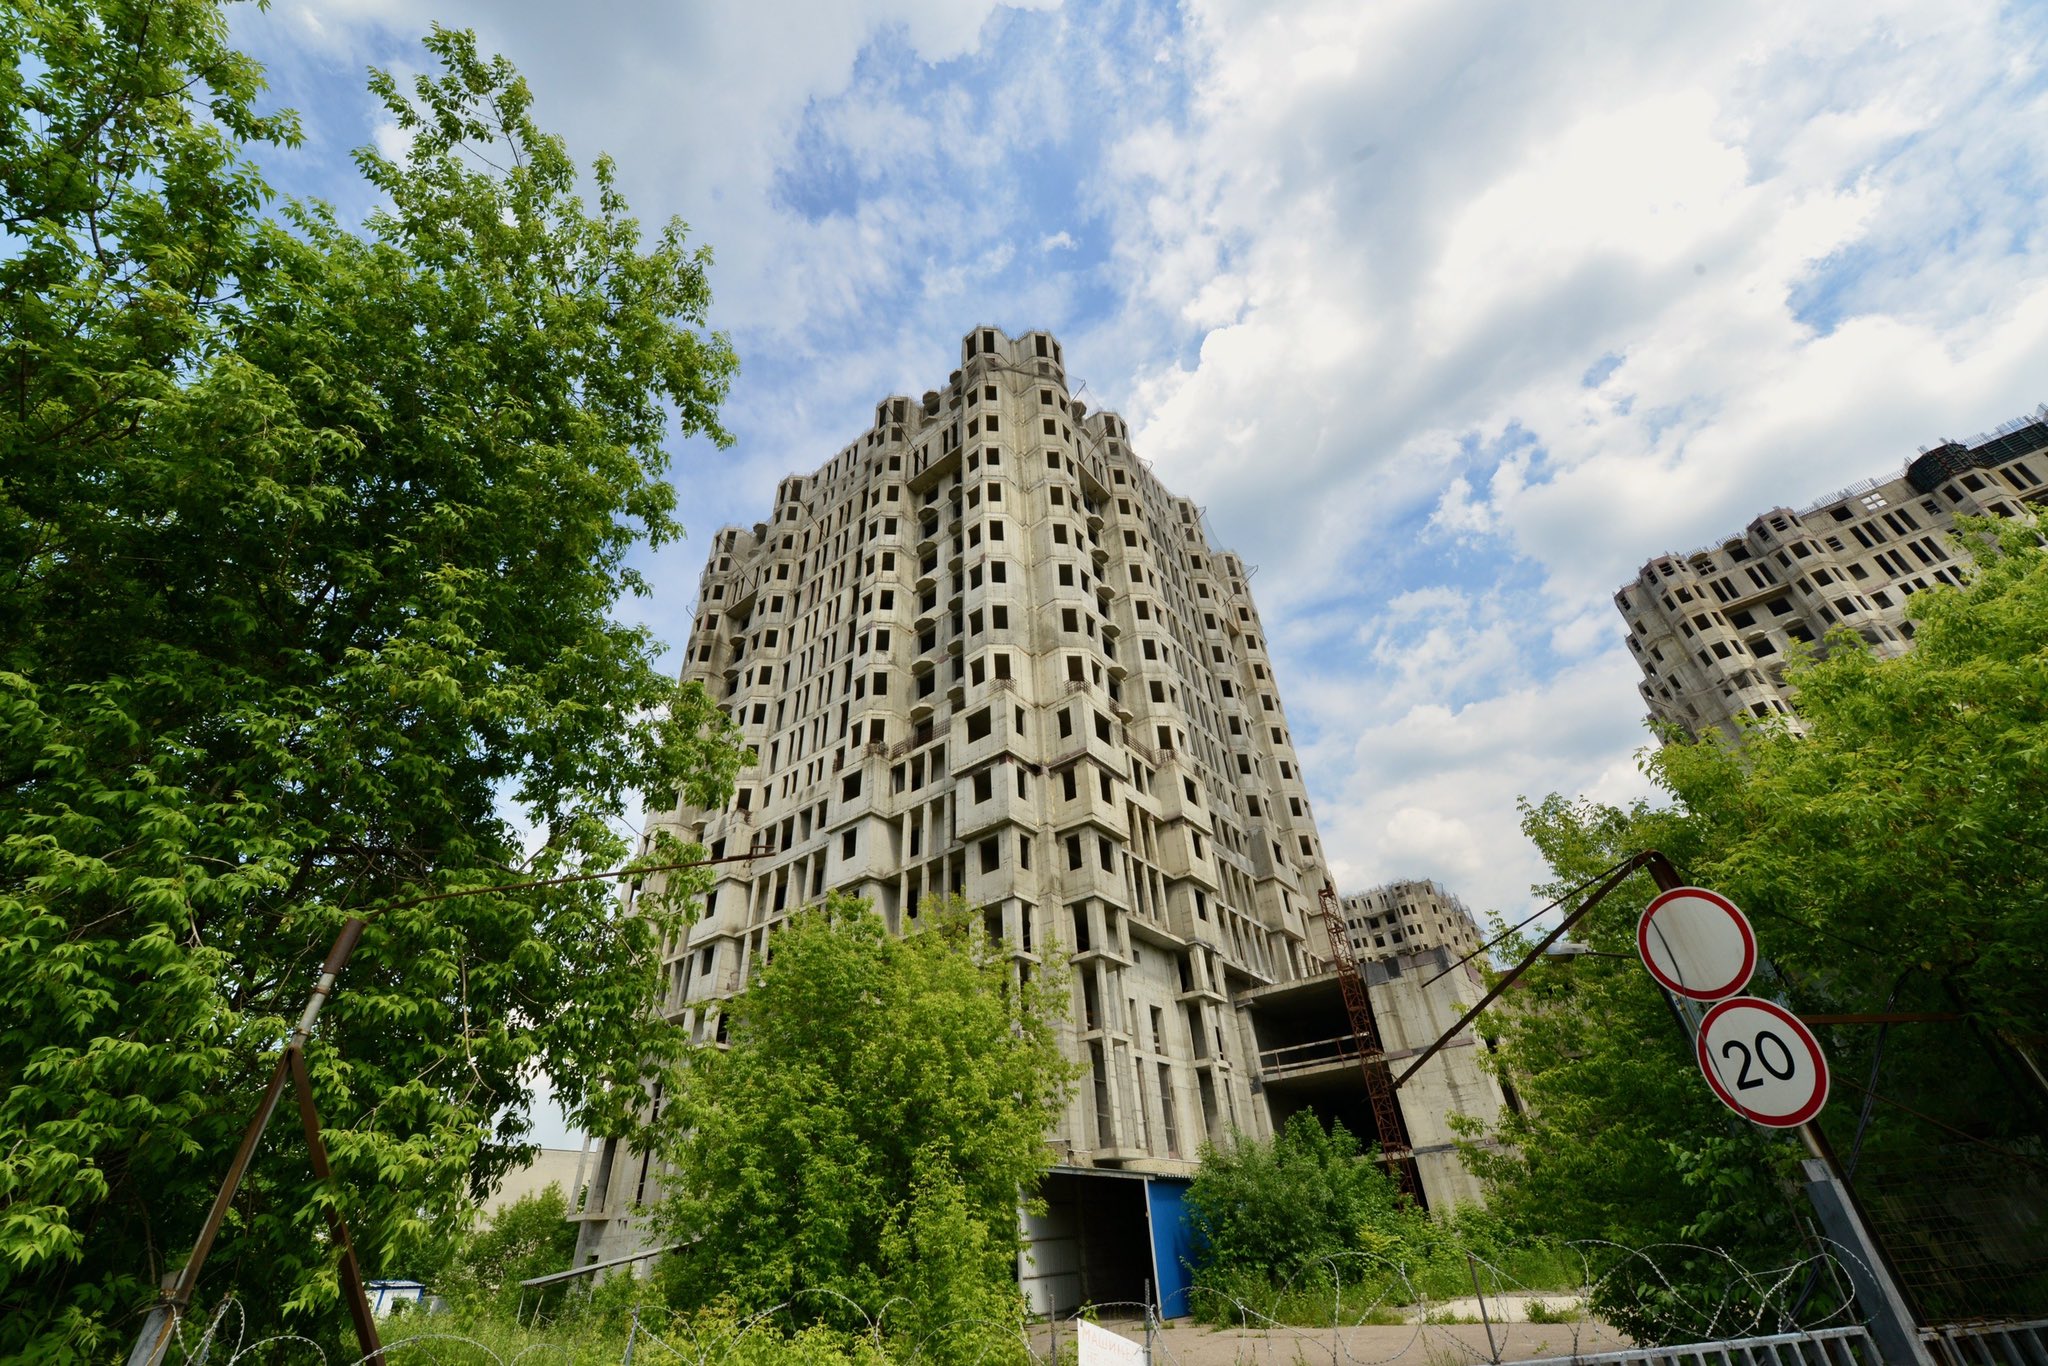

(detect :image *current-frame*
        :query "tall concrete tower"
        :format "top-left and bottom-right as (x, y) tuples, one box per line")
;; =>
(572, 326), (1343, 1293)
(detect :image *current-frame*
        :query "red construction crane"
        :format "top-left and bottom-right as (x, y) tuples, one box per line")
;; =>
(1316, 882), (1422, 1203)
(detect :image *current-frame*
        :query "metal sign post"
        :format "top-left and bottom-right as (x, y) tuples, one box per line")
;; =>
(1638, 857), (1932, 1366)
(1381, 849), (1935, 1365)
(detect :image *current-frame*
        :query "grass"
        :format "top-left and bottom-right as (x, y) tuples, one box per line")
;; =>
(373, 1307), (636, 1364)
(1192, 1242), (1589, 1329)
(371, 1303), (1003, 1365)
(1524, 1299), (1583, 1325)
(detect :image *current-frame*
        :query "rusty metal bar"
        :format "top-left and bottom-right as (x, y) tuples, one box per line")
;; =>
(125, 1051), (293, 1366)
(127, 844), (768, 1365)
(1315, 883), (1419, 1201)
(1392, 852), (1654, 1090)
(287, 1046), (381, 1359)
(128, 917), (369, 1366)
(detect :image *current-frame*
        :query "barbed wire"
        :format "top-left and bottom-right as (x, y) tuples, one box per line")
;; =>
(164, 1238), (1878, 1366)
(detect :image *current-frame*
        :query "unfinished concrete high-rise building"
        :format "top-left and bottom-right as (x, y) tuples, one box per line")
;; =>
(560, 329), (1524, 1313)
(1339, 880), (1485, 964)
(569, 326), (1343, 1301)
(1615, 413), (2048, 741)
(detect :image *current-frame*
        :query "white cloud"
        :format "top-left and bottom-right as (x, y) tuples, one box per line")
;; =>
(1083, 0), (2048, 912)
(368, 118), (410, 164)
(248, 0), (2048, 922)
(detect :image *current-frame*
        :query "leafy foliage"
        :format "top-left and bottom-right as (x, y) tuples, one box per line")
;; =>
(436, 1184), (582, 1313)
(654, 896), (1075, 1365)
(1477, 523), (2048, 1336)
(1181, 1115), (1574, 1326)
(0, 3), (741, 1356)
(1186, 1113), (1415, 1284)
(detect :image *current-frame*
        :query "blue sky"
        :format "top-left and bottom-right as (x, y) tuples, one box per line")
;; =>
(234, 0), (2048, 928)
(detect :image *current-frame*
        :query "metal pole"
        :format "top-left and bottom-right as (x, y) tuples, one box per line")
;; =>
(127, 918), (369, 1366)
(1801, 1158), (1935, 1366)
(287, 1045), (381, 1359)
(1639, 855), (1934, 1366)
(1467, 1252), (1500, 1364)
(1394, 853), (1651, 1089)
(622, 1307), (639, 1365)
(1144, 1279), (1155, 1363)
(125, 846), (768, 1366)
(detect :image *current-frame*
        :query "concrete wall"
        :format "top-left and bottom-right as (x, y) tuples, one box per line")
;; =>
(1363, 951), (1505, 1210)
(482, 1146), (586, 1218)
(577, 327), (1341, 1266)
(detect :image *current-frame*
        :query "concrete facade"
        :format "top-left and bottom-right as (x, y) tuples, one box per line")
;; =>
(1242, 948), (1510, 1211)
(482, 1146), (586, 1218)
(1339, 880), (1484, 964)
(1616, 413), (2048, 741)
(571, 326), (1340, 1267)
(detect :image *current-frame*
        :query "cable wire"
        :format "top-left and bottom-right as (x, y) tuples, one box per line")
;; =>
(1421, 853), (1642, 989)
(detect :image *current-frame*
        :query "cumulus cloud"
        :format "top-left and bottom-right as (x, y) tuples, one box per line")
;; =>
(1082, 0), (2048, 912)
(243, 0), (2048, 925)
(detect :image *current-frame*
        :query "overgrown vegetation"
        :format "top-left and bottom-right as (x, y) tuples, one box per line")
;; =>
(377, 1295), (903, 1366)
(433, 1185), (582, 1315)
(1184, 1114), (1575, 1326)
(651, 894), (1076, 1365)
(0, 2), (741, 1357)
(1475, 522), (2048, 1336)
(366, 897), (1071, 1365)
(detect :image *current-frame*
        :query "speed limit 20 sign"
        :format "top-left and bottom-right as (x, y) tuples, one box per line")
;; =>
(1695, 996), (1829, 1128)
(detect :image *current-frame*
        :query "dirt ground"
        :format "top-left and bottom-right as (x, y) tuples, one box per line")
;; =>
(1030, 1315), (1632, 1365)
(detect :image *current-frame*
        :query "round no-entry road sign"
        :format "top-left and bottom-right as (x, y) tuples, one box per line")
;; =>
(1638, 886), (1757, 1002)
(1696, 996), (1829, 1128)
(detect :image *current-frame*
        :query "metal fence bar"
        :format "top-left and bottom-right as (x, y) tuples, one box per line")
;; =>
(1498, 1327), (1878, 1366)
(2013, 1323), (2048, 1366)
(1821, 1332), (1863, 1366)
(1924, 1318), (2048, 1366)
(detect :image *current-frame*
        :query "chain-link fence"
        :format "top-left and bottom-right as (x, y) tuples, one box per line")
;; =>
(1852, 1144), (2048, 1325)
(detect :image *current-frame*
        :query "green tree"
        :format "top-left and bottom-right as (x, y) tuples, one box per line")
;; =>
(1477, 522), (2048, 1332)
(1181, 1116), (1557, 1326)
(1185, 1114), (1413, 1286)
(1468, 804), (1811, 1337)
(437, 1184), (582, 1313)
(0, 4), (741, 1357)
(654, 896), (1076, 1365)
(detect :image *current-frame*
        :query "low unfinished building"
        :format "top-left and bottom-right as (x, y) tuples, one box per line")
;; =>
(1340, 880), (1485, 963)
(1616, 412), (2048, 740)
(1241, 947), (1510, 1211)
